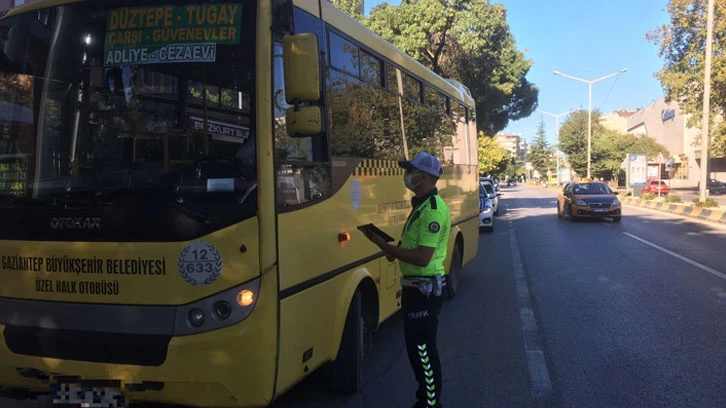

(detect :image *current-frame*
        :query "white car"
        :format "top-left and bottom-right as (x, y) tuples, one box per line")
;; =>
(479, 179), (500, 216)
(479, 186), (494, 232)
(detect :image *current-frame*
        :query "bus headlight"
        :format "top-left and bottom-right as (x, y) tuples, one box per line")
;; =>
(213, 301), (232, 320)
(188, 308), (205, 327)
(174, 278), (261, 336)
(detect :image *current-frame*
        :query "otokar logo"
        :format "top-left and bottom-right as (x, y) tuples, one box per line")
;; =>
(50, 217), (101, 230)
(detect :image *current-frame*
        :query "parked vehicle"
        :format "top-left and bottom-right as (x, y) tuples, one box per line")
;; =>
(708, 179), (726, 195)
(642, 180), (669, 195)
(479, 186), (494, 232)
(479, 178), (501, 215)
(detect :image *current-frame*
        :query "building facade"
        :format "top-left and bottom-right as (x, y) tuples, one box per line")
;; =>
(626, 96), (725, 187)
(495, 133), (527, 162)
(600, 110), (637, 133)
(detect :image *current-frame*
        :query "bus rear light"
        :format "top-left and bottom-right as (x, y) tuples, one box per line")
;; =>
(237, 290), (255, 307)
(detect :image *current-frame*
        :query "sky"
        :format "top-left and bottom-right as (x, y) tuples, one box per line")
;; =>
(363, 0), (671, 146)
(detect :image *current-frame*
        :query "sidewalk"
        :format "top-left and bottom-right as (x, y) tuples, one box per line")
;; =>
(667, 187), (726, 207)
(621, 196), (726, 225)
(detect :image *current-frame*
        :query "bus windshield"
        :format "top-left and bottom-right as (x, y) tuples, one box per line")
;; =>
(0, 0), (256, 242)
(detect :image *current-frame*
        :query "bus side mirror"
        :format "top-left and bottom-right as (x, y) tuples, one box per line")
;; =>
(286, 106), (322, 137)
(283, 34), (322, 137)
(283, 34), (320, 103)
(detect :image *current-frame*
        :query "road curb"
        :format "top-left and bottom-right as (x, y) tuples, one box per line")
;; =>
(622, 197), (726, 225)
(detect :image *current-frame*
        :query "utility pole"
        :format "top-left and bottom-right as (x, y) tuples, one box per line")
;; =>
(699, 0), (714, 203)
(538, 109), (574, 186)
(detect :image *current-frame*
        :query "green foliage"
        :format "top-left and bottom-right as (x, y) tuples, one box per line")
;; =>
(525, 119), (554, 178)
(647, 0), (726, 157)
(693, 197), (719, 207)
(477, 132), (509, 175)
(329, 0), (364, 20)
(665, 194), (682, 203)
(558, 110), (595, 178)
(559, 110), (670, 180)
(504, 156), (526, 178)
(364, 0), (538, 136)
(641, 193), (657, 200)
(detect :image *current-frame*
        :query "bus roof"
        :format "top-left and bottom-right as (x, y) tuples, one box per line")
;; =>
(3, 0), (476, 108)
(314, 0), (475, 107)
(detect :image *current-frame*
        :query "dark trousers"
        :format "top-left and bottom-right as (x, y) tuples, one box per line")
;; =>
(402, 286), (444, 407)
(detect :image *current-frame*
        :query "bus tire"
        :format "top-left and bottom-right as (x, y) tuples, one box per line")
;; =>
(330, 288), (363, 393)
(445, 243), (462, 299)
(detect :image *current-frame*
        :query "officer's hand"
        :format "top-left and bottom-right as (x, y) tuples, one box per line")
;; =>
(369, 233), (387, 248)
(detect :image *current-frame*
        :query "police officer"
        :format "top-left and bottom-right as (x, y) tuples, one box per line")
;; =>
(363, 151), (449, 408)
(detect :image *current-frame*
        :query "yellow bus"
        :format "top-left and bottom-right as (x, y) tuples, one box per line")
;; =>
(0, 0), (479, 406)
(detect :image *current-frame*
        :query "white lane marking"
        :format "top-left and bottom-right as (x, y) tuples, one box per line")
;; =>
(510, 224), (553, 398)
(623, 232), (726, 281)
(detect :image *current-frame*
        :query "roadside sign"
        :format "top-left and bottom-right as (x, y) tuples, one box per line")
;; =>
(657, 152), (665, 164)
(665, 158), (675, 172)
(629, 154), (647, 187)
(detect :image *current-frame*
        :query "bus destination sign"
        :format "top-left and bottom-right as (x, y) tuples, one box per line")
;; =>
(104, 4), (241, 66)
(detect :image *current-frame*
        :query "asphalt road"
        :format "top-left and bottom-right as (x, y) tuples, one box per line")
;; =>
(4, 184), (726, 407)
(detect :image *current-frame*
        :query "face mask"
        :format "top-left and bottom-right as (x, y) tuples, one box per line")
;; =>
(404, 173), (421, 191)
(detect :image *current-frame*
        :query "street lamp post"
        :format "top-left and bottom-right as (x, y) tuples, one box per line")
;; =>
(699, 0), (715, 203)
(538, 109), (574, 185)
(553, 68), (628, 178)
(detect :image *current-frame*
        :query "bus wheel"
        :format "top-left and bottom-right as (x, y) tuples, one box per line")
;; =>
(330, 289), (364, 393)
(445, 244), (462, 299)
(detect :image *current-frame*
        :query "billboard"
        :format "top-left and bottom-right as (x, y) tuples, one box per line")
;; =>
(629, 154), (647, 186)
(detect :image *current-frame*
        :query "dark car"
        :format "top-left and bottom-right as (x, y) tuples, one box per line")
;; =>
(708, 179), (726, 195)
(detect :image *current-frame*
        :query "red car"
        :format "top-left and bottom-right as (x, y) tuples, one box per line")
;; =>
(643, 180), (669, 195)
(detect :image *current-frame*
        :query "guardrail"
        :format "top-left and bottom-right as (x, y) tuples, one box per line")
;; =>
(621, 197), (726, 225)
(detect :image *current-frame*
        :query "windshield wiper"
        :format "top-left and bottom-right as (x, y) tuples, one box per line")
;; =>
(54, 188), (211, 224)
(142, 189), (212, 225)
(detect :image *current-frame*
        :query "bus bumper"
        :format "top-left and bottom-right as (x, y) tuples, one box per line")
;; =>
(0, 280), (278, 407)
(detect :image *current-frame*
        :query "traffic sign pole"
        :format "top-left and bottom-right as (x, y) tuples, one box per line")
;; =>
(657, 152), (665, 198)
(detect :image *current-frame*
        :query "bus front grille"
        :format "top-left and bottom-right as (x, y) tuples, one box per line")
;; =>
(4, 326), (170, 366)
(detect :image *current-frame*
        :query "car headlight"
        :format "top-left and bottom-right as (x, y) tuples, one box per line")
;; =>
(575, 199), (587, 206)
(612, 199), (621, 206)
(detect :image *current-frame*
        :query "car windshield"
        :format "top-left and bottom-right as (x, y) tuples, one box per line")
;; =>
(480, 182), (494, 195)
(573, 183), (611, 195)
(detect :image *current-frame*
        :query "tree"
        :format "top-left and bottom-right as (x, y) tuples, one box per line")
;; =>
(558, 110), (603, 178)
(526, 119), (554, 178)
(328, 0), (364, 20)
(364, 0), (538, 136)
(647, 0), (726, 157)
(477, 132), (508, 175)
(560, 110), (670, 181)
(504, 156), (526, 178)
